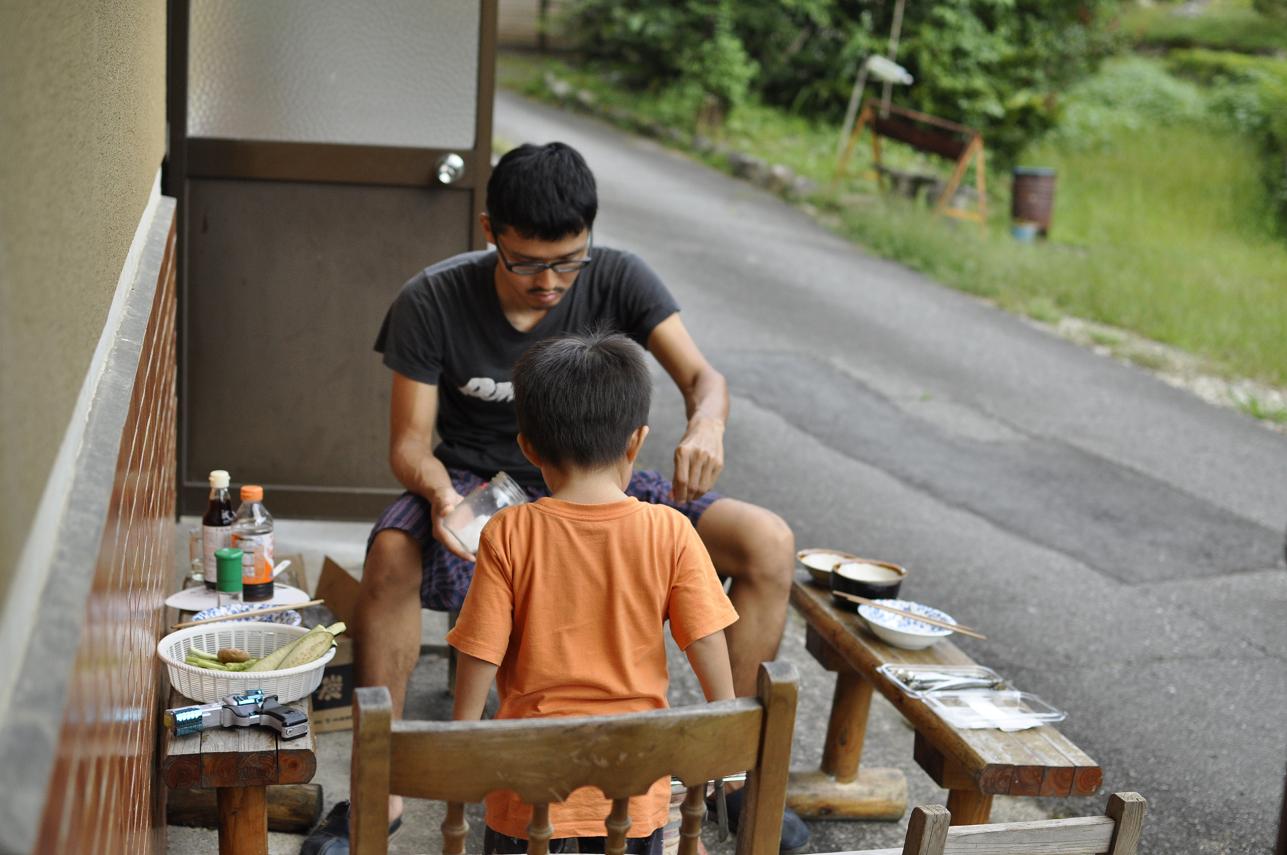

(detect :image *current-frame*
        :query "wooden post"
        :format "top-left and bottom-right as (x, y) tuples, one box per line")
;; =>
(217, 786), (268, 855)
(944, 788), (993, 826)
(351, 687), (393, 855)
(736, 661), (798, 855)
(1106, 792), (1147, 855)
(901, 804), (949, 855)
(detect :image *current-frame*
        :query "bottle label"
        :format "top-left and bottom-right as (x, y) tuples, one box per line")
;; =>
(202, 525), (232, 582)
(231, 531), (274, 584)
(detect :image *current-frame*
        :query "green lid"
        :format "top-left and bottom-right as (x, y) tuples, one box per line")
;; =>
(214, 547), (244, 593)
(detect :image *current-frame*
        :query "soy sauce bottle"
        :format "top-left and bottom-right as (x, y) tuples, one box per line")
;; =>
(201, 470), (235, 591)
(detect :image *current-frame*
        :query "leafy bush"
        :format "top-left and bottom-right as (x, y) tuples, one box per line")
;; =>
(1167, 50), (1287, 223)
(1042, 58), (1209, 150)
(563, 0), (1118, 160)
(564, 0), (757, 116)
(1254, 0), (1287, 20)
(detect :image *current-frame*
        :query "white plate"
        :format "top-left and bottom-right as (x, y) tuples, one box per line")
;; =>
(165, 583), (310, 612)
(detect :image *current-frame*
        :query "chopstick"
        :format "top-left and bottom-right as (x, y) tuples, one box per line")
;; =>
(170, 599), (325, 630)
(833, 591), (987, 640)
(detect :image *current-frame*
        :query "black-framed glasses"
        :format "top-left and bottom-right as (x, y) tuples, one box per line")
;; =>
(494, 231), (593, 276)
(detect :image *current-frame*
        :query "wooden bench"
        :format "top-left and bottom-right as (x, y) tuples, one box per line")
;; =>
(788, 576), (1101, 825)
(820, 792), (1146, 855)
(161, 688), (318, 855)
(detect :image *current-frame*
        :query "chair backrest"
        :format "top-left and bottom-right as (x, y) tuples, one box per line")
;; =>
(350, 660), (799, 855)
(824, 792), (1146, 855)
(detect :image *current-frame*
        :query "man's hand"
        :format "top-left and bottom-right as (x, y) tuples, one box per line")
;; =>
(429, 486), (475, 562)
(672, 414), (725, 504)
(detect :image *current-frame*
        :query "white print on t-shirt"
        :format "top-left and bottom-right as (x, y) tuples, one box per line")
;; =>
(459, 377), (514, 403)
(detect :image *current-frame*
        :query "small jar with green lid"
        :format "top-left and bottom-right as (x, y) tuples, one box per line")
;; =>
(214, 546), (244, 606)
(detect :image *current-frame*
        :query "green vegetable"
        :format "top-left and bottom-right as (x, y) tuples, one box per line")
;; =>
(247, 622), (345, 673)
(280, 622), (345, 669)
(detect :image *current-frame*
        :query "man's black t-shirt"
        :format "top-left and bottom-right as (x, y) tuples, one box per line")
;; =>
(374, 247), (680, 490)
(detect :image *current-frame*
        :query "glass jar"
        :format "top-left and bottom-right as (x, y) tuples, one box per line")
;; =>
(443, 471), (527, 554)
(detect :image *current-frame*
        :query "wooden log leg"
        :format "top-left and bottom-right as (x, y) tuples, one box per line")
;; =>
(822, 670), (871, 782)
(945, 789), (993, 825)
(217, 786), (267, 855)
(168, 783), (322, 832)
(787, 667), (906, 820)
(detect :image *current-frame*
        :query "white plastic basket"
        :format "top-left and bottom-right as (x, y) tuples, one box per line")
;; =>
(158, 622), (337, 703)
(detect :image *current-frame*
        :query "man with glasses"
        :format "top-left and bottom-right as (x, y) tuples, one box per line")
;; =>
(301, 142), (805, 855)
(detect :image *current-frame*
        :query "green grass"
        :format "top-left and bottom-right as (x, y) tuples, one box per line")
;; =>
(498, 53), (1287, 387)
(1118, 0), (1287, 54)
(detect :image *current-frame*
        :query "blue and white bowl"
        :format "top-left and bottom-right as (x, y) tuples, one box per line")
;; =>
(191, 602), (302, 627)
(857, 598), (955, 650)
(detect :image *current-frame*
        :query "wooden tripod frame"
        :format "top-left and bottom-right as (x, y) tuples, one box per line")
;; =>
(836, 102), (988, 232)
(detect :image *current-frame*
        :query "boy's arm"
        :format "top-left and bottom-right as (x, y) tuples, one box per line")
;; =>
(451, 651), (500, 720)
(684, 630), (735, 702)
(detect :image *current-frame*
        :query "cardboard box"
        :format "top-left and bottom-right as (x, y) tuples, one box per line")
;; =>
(310, 556), (362, 733)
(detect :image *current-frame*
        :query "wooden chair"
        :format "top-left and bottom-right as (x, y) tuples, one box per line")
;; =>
(827, 791), (1147, 855)
(350, 661), (799, 855)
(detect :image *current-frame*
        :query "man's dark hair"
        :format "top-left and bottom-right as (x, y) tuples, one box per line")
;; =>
(486, 142), (597, 241)
(513, 330), (651, 470)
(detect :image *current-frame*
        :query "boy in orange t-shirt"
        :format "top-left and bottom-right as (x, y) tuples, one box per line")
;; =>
(446, 331), (739, 855)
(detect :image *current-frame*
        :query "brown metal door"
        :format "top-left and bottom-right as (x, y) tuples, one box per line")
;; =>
(167, 1), (498, 518)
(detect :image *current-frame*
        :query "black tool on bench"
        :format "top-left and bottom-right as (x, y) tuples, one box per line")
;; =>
(164, 688), (310, 739)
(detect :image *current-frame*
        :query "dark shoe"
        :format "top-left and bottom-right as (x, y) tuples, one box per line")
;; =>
(299, 800), (403, 855)
(707, 787), (810, 852)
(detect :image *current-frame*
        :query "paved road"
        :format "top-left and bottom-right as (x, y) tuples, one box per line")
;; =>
(496, 90), (1287, 854)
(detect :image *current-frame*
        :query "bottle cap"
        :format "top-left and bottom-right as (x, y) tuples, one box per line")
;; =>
(214, 547), (244, 593)
(240, 484), (264, 502)
(209, 470), (230, 489)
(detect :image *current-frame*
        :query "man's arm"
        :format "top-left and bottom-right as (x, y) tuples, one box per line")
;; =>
(684, 630), (736, 702)
(451, 651), (499, 719)
(647, 314), (730, 504)
(389, 371), (474, 560)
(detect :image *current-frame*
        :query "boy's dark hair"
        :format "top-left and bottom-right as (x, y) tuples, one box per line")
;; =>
(513, 330), (651, 470)
(486, 142), (597, 241)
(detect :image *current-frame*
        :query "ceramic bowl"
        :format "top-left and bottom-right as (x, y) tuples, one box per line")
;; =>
(829, 559), (906, 608)
(796, 548), (861, 587)
(191, 602), (302, 627)
(857, 598), (955, 650)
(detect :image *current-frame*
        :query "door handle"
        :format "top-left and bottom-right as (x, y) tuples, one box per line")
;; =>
(436, 153), (465, 185)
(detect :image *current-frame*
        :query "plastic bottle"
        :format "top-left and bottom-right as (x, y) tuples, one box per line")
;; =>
(231, 485), (275, 602)
(201, 470), (235, 591)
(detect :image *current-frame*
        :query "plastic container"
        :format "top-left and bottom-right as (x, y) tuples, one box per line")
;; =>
(443, 471), (527, 554)
(157, 622), (336, 703)
(201, 470), (235, 590)
(232, 485), (274, 602)
(924, 690), (1066, 731)
(214, 546), (243, 607)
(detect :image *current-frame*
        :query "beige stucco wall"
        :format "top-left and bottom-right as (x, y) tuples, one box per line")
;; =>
(0, 4), (167, 602)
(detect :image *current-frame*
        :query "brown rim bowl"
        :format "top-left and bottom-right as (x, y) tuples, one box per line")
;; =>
(796, 548), (862, 587)
(830, 559), (906, 609)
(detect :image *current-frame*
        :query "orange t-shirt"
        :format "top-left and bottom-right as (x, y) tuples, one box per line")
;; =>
(445, 496), (738, 840)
